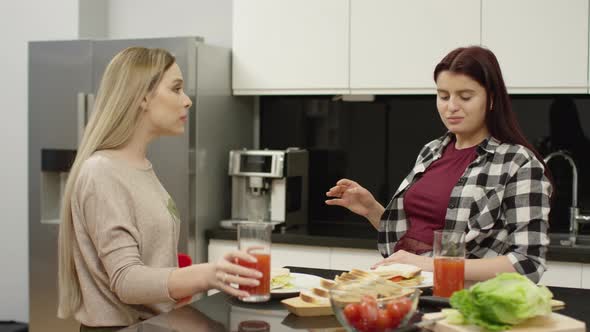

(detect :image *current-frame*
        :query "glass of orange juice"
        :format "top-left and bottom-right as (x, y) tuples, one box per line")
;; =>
(433, 230), (465, 298)
(237, 223), (272, 302)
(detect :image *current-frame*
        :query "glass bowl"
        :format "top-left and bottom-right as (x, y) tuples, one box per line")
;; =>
(329, 275), (421, 332)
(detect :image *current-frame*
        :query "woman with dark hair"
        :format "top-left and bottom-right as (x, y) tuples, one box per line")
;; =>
(326, 46), (552, 283)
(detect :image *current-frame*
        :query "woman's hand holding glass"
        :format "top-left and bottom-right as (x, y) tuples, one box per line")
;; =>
(208, 250), (262, 298)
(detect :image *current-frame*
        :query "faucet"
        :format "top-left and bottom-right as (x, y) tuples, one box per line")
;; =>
(544, 150), (590, 246)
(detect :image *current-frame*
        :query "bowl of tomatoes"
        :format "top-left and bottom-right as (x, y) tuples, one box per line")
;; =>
(329, 275), (420, 332)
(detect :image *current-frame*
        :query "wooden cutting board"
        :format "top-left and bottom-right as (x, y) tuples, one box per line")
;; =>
(281, 296), (333, 317)
(422, 312), (586, 332)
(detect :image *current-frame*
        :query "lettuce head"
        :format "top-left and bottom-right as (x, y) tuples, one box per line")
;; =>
(448, 273), (553, 331)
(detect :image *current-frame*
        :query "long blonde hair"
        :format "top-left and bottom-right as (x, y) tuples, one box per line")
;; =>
(57, 47), (175, 318)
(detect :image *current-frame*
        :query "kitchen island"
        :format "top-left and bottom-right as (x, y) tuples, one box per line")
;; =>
(118, 267), (589, 332)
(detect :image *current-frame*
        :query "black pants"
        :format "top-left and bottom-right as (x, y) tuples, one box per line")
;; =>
(80, 324), (126, 332)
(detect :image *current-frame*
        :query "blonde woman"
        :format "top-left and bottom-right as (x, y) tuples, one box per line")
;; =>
(57, 47), (261, 331)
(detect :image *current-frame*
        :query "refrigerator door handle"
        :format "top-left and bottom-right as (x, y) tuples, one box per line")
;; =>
(87, 93), (95, 119)
(77, 92), (95, 146)
(77, 92), (86, 146)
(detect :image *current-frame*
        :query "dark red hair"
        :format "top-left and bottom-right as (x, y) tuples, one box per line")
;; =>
(433, 46), (550, 177)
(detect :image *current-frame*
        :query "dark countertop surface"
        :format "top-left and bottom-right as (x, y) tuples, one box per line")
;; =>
(120, 266), (589, 332)
(206, 227), (590, 263)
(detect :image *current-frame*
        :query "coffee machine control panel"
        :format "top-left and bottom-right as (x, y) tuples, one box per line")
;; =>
(229, 150), (285, 178)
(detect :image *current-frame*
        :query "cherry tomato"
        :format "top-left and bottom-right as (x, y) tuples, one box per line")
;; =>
(344, 303), (361, 323)
(355, 318), (377, 332)
(386, 301), (405, 322)
(396, 297), (413, 317)
(359, 300), (378, 324)
(391, 316), (402, 329)
(351, 318), (364, 331)
(357, 295), (378, 325)
(375, 308), (395, 330)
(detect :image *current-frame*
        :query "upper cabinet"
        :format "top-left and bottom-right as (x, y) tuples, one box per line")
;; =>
(350, 0), (480, 94)
(232, 0), (350, 95)
(233, 0), (590, 95)
(482, 0), (589, 93)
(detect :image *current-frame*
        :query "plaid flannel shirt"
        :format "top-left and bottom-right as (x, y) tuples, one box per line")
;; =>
(378, 133), (552, 283)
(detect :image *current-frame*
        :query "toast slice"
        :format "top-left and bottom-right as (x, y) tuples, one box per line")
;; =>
(299, 290), (329, 305)
(320, 278), (337, 289)
(349, 269), (373, 278)
(371, 263), (421, 279)
(335, 272), (361, 282)
(312, 286), (330, 298)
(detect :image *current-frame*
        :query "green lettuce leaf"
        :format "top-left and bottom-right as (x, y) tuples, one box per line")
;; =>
(449, 273), (553, 331)
(271, 274), (294, 289)
(441, 309), (465, 325)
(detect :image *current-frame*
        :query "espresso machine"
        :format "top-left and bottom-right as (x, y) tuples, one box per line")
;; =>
(220, 148), (308, 229)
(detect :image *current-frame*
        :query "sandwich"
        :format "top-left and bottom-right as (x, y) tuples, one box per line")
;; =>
(271, 267), (294, 290)
(299, 290), (330, 305)
(371, 263), (423, 287)
(319, 278), (337, 289)
(311, 286), (330, 298)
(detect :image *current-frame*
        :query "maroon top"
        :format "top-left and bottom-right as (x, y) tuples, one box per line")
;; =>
(401, 140), (478, 247)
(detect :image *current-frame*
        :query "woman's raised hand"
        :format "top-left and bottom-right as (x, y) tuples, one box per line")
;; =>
(325, 178), (378, 218)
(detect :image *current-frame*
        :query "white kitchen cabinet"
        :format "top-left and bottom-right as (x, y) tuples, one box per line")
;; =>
(272, 244), (331, 269)
(232, 0), (350, 95)
(208, 241), (380, 271)
(233, 0), (590, 95)
(482, 0), (588, 93)
(207, 239), (239, 264)
(350, 0), (480, 94)
(330, 247), (383, 271)
(582, 264), (590, 289)
(539, 261), (583, 288)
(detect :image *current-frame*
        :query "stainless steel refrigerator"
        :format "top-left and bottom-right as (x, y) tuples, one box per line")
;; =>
(28, 37), (253, 332)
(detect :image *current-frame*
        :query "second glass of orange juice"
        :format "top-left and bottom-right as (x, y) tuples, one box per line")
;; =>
(433, 230), (465, 298)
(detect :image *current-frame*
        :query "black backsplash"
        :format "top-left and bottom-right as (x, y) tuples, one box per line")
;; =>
(260, 95), (590, 236)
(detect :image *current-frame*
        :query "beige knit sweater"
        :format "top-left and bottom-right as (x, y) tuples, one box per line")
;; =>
(70, 151), (180, 327)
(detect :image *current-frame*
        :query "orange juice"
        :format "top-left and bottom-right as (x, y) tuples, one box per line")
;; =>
(433, 257), (465, 298)
(238, 253), (271, 297)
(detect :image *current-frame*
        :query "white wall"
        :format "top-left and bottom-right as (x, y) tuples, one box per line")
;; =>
(0, 0), (79, 323)
(107, 0), (233, 48)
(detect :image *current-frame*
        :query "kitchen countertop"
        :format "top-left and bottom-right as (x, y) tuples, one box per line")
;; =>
(119, 266), (590, 332)
(206, 227), (590, 263)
